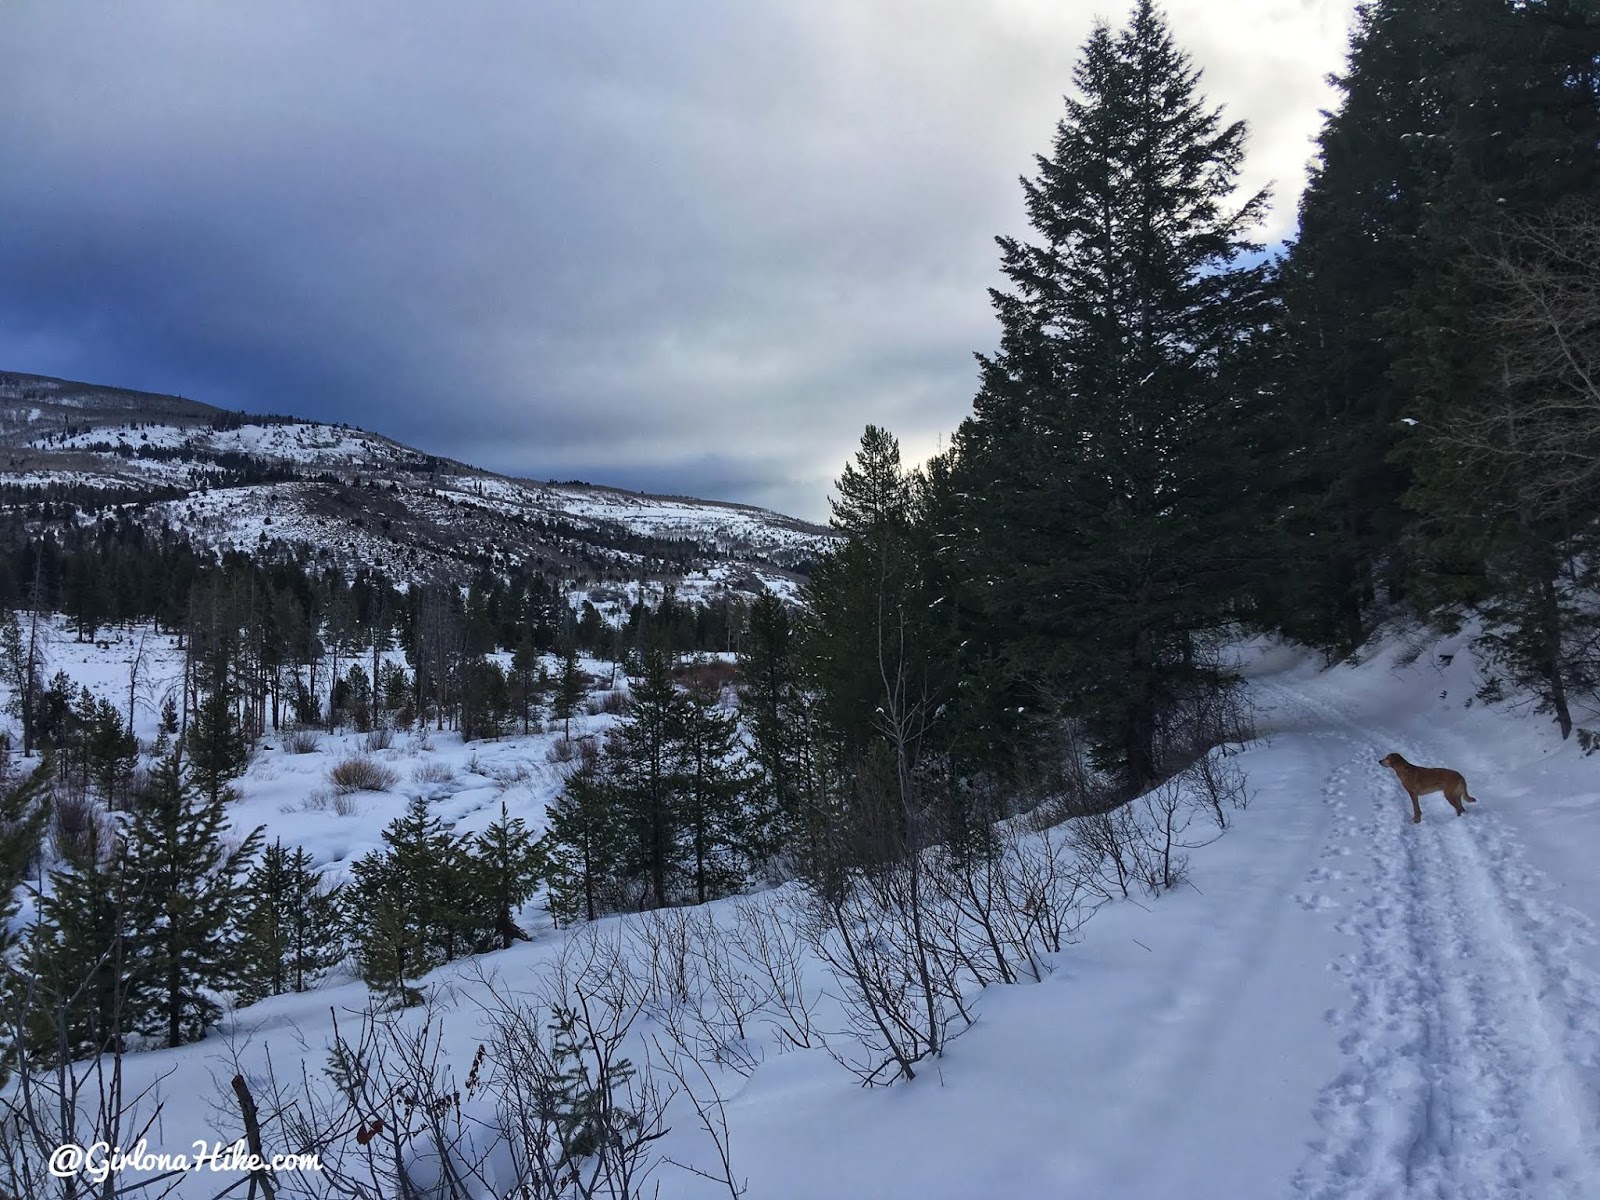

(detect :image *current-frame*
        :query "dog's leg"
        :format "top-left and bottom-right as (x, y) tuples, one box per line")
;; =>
(1410, 790), (1422, 823)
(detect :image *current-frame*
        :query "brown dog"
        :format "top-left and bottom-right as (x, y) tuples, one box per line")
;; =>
(1378, 752), (1477, 824)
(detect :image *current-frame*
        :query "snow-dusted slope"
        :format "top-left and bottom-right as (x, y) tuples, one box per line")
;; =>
(0, 368), (836, 591)
(16, 624), (1600, 1198)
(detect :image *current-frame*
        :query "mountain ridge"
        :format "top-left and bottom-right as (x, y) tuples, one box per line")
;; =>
(0, 367), (835, 598)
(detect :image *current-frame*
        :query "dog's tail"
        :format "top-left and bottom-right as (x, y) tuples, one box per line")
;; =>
(1465, 791), (1478, 803)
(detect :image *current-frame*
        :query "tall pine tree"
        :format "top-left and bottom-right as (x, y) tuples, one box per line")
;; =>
(1395, 1), (1600, 736)
(951, 0), (1274, 787)
(124, 748), (262, 1048)
(1272, 0), (1454, 648)
(679, 679), (750, 903)
(739, 591), (806, 858)
(544, 752), (626, 924)
(609, 648), (688, 909)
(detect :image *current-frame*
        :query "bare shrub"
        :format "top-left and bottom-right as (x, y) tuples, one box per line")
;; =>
(0, 946), (173, 1200)
(629, 908), (696, 1006)
(599, 689), (629, 715)
(800, 848), (975, 1086)
(1067, 772), (1226, 902)
(283, 728), (322, 754)
(213, 930), (742, 1200)
(1067, 806), (1143, 901)
(332, 791), (360, 817)
(626, 908), (769, 1079)
(364, 726), (394, 752)
(49, 791), (99, 866)
(1152, 672), (1257, 780)
(729, 896), (821, 1052)
(486, 761), (533, 790)
(546, 737), (579, 764)
(672, 658), (738, 694)
(1024, 719), (1126, 828)
(1183, 747), (1253, 830)
(924, 823), (1089, 987)
(1011, 825), (1094, 955)
(329, 756), (399, 795)
(411, 760), (458, 787)
(300, 788), (334, 812)
(1128, 780), (1201, 895)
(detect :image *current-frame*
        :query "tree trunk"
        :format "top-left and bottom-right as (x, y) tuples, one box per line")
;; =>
(1538, 572), (1573, 739)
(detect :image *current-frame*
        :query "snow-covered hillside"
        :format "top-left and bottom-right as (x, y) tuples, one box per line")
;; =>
(0, 368), (836, 594)
(8, 622), (1600, 1197)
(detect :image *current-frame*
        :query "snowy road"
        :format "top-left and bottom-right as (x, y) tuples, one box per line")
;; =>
(737, 640), (1600, 1200)
(1267, 680), (1600, 1200)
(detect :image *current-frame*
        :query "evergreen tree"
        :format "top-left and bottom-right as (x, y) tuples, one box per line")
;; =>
(338, 663), (374, 732)
(739, 591), (804, 855)
(186, 684), (249, 807)
(805, 427), (932, 759)
(24, 822), (135, 1062)
(552, 644), (586, 738)
(829, 425), (911, 540)
(124, 748), (263, 1047)
(84, 694), (137, 807)
(347, 849), (427, 1007)
(1394, 3), (1600, 736)
(347, 797), (475, 1004)
(151, 693), (180, 760)
(544, 754), (625, 924)
(237, 840), (345, 1003)
(472, 800), (548, 949)
(679, 681), (750, 903)
(459, 655), (510, 742)
(510, 636), (547, 734)
(1271, 0), (1451, 647)
(608, 648), (688, 909)
(431, 829), (493, 961)
(1, 590), (49, 758)
(380, 659), (411, 717)
(32, 670), (74, 754)
(950, 0), (1273, 788)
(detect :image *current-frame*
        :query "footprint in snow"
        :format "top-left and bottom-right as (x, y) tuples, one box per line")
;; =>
(1296, 892), (1339, 911)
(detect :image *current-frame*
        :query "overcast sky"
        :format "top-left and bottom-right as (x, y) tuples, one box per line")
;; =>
(0, 1), (1357, 521)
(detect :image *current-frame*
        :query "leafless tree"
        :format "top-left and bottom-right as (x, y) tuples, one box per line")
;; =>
(1438, 202), (1600, 519)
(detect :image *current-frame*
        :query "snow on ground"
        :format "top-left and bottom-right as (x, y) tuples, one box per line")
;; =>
(9, 624), (1600, 1197)
(0, 471), (145, 493)
(144, 483), (453, 581)
(535, 483), (836, 558)
(30, 421), (402, 471)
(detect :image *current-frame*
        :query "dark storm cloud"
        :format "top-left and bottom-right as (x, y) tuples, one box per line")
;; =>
(0, 0), (1357, 520)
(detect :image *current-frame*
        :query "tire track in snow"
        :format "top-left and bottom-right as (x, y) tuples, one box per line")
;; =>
(1267, 684), (1600, 1199)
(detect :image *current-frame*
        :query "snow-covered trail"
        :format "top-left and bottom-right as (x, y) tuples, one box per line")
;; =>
(1260, 675), (1600, 1200)
(730, 644), (1600, 1200)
